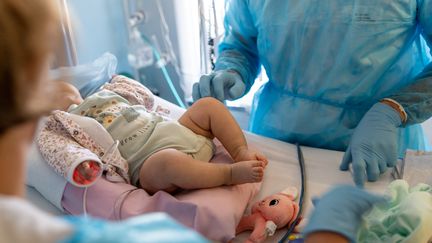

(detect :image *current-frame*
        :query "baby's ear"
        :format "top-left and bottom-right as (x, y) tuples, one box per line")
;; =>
(280, 187), (298, 200)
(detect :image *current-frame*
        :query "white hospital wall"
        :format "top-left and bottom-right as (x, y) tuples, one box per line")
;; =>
(420, 40), (432, 148)
(422, 119), (432, 147)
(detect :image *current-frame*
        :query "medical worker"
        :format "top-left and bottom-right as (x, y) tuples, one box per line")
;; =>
(193, 0), (432, 186)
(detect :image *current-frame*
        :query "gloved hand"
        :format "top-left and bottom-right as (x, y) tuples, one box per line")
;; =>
(192, 70), (245, 102)
(340, 102), (402, 187)
(303, 185), (388, 242)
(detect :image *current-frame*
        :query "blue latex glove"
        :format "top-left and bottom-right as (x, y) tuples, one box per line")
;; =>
(303, 185), (388, 242)
(192, 70), (245, 102)
(340, 102), (402, 187)
(61, 213), (209, 243)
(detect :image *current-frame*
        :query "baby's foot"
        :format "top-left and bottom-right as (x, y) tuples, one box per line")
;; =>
(228, 161), (265, 185)
(234, 147), (268, 166)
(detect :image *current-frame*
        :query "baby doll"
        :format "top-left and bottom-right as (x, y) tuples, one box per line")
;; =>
(41, 76), (268, 193)
(236, 187), (301, 243)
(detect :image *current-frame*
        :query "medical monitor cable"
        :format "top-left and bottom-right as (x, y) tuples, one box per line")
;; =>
(279, 142), (306, 243)
(81, 140), (120, 218)
(83, 187), (89, 218)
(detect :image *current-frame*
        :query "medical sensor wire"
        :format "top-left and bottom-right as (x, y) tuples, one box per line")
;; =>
(279, 142), (306, 243)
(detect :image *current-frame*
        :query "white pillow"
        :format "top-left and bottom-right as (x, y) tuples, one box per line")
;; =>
(26, 119), (67, 211)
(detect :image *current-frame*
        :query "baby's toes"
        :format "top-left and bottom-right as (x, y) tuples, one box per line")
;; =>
(253, 151), (268, 165)
(250, 160), (262, 168)
(252, 166), (264, 181)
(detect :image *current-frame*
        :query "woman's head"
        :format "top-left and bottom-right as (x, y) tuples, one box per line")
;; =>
(0, 0), (60, 134)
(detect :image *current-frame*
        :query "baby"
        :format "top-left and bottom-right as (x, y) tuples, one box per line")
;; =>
(58, 76), (267, 194)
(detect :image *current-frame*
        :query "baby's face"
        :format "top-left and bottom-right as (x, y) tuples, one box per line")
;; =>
(57, 82), (83, 111)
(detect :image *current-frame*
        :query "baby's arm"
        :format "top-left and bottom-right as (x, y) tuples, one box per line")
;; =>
(37, 116), (102, 186)
(55, 81), (83, 111)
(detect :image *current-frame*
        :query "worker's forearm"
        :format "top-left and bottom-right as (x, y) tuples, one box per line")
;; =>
(305, 231), (349, 243)
(386, 61), (432, 125)
(380, 98), (407, 124)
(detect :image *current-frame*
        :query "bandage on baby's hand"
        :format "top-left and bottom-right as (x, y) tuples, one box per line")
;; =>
(73, 161), (101, 186)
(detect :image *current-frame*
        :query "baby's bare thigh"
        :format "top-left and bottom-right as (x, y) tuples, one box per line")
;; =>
(138, 149), (189, 194)
(178, 111), (212, 138)
(178, 97), (225, 138)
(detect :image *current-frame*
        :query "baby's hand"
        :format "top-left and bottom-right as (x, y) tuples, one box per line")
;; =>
(73, 161), (101, 185)
(55, 81), (83, 111)
(77, 161), (94, 179)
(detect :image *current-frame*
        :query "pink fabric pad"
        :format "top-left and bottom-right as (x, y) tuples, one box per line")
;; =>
(61, 142), (261, 242)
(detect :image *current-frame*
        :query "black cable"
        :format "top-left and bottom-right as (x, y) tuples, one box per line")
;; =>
(278, 142), (306, 243)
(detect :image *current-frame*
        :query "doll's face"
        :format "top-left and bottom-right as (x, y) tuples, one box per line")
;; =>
(252, 194), (299, 228)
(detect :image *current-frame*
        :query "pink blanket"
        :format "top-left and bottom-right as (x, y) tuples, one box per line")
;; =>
(61, 142), (261, 242)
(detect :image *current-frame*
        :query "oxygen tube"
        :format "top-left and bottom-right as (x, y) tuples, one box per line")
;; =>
(139, 32), (186, 109)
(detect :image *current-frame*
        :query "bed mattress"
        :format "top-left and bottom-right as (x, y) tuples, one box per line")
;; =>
(26, 96), (395, 242)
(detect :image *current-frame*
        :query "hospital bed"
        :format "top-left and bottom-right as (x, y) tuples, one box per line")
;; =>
(25, 1), (429, 239)
(25, 94), (395, 242)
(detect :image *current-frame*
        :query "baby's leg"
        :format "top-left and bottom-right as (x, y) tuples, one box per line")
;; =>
(139, 149), (265, 194)
(179, 97), (267, 163)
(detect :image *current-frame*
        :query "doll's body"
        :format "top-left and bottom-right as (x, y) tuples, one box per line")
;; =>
(236, 187), (300, 243)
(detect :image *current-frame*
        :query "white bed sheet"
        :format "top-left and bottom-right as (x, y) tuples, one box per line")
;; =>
(25, 96), (394, 241)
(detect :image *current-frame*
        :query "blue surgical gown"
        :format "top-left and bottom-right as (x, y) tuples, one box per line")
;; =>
(215, 0), (432, 152)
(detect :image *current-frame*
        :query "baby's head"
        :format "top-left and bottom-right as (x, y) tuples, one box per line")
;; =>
(56, 81), (83, 111)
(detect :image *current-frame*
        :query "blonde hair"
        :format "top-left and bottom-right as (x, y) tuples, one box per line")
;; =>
(0, 0), (60, 133)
